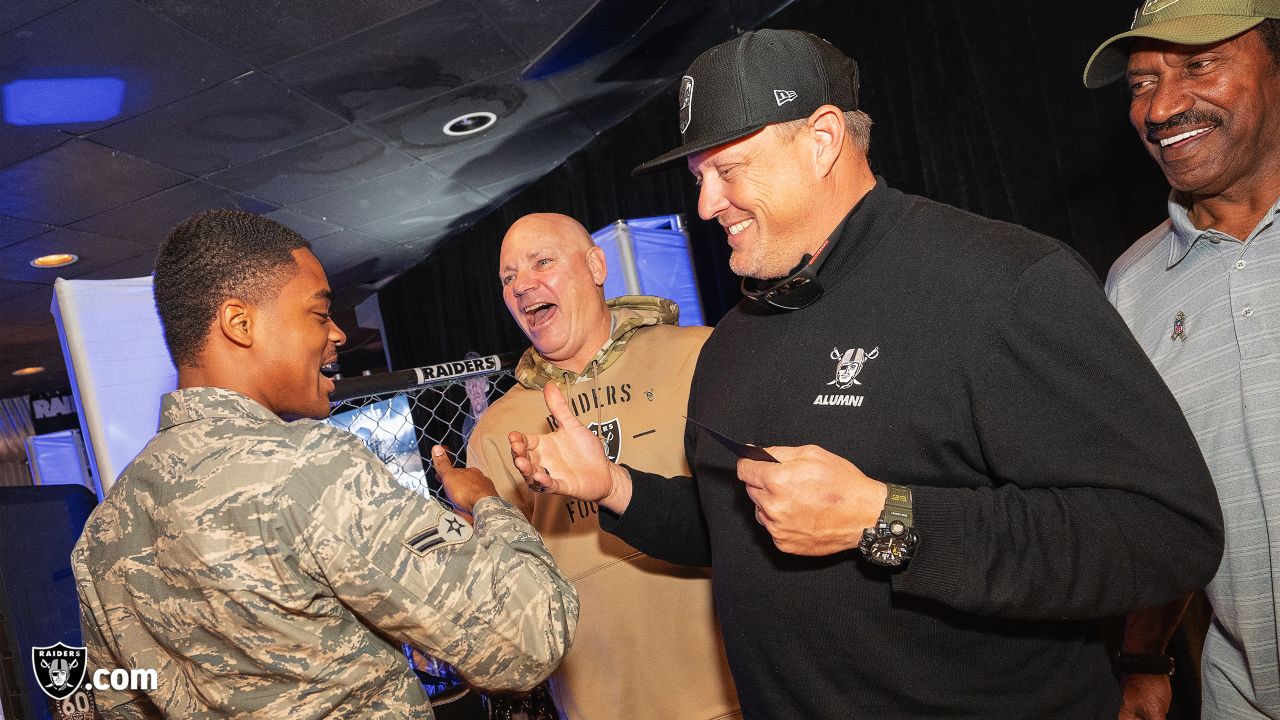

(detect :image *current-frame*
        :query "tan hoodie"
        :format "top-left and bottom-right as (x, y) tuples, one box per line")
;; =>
(468, 296), (739, 720)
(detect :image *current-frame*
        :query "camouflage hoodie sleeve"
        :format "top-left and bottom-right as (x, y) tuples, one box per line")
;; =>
(282, 423), (578, 692)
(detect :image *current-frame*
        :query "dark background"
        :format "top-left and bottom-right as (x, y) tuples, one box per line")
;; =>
(377, 0), (1172, 370)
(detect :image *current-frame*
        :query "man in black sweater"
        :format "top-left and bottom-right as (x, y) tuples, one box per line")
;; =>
(509, 29), (1224, 719)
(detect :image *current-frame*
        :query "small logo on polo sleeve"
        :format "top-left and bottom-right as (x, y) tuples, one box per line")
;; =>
(1171, 311), (1187, 342)
(404, 510), (474, 556)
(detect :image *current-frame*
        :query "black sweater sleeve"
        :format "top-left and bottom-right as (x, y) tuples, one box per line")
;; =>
(893, 248), (1224, 619)
(598, 467), (712, 567)
(598, 379), (713, 567)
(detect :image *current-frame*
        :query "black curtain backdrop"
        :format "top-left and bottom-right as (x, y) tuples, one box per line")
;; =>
(378, 0), (1170, 370)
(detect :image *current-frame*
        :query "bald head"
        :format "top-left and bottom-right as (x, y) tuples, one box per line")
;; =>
(503, 213), (595, 254)
(499, 213), (612, 373)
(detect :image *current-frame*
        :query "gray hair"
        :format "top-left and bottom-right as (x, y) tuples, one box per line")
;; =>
(775, 109), (873, 152)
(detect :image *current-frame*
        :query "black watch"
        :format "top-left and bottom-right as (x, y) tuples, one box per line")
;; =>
(1113, 652), (1175, 676)
(859, 484), (918, 567)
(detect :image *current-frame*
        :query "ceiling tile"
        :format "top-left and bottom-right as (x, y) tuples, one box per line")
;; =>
(426, 113), (595, 189)
(482, 0), (598, 60)
(0, 140), (187, 225)
(356, 191), (490, 244)
(204, 127), (414, 205)
(366, 71), (566, 160)
(71, 181), (277, 247)
(264, 208), (341, 241)
(268, 0), (523, 122)
(78, 250), (159, 280)
(0, 215), (55, 249)
(0, 0), (78, 35)
(0, 229), (151, 283)
(87, 71), (346, 176)
(0, 0), (250, 132)
(310, 229), (399, 275)
(137, 0), (442, 68)
(558, 79), (669, 135)
(0, 125), (69, 170)
(0, 278), (45, 302)
(328, 241), (428, 288)
(477, 167), (547, 203)
(2, 286), (54, 327)
(292, 162), (467, 227)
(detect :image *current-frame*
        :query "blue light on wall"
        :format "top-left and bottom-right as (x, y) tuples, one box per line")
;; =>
(3, 77), (126, 126)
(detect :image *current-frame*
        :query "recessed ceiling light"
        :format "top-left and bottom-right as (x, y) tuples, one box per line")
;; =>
(443, 111), (497, 137)
(29, 253), (78, 268)
(11, 366), (45, 376)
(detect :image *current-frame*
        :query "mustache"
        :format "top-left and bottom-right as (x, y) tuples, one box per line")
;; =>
(1146, 110), (1223, 143)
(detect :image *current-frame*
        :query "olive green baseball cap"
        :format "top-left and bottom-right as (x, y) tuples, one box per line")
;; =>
(1083, 0), (1280, 88)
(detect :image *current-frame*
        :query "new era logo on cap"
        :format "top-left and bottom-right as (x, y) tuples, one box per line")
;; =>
(633, 29), (860, 174)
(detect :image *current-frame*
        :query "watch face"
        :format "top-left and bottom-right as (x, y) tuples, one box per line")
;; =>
(860, 525), (917, 567)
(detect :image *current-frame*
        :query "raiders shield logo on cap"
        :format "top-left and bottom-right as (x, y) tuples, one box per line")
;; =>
(678, 75), (694, 135)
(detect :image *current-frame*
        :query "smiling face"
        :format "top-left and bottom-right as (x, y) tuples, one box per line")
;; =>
(499, 214), (611, 373)
(687, 124), (823, 279)
(251, 249), (347, 419)
(1126, 29), (1280, 199)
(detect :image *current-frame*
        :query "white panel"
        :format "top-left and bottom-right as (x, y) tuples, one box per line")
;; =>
(52, 277), (177, 497)
(25, 429), (92, 489)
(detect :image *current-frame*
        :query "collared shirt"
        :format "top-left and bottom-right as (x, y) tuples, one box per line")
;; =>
(72, 387), (577, 719)
(1107, 193), (1280, 718)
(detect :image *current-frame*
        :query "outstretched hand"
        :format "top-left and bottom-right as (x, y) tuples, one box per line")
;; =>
(508, 383), (633, 513)
(430, 444), (497, 518)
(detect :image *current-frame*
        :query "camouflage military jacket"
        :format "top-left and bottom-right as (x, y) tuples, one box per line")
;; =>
(72, 387), (578, 719)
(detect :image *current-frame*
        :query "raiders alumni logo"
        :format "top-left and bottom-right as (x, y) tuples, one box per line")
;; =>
(678, 76), (694, 135)
(33, 643), (87, 700)
(828, 346), (878, 389)
(587, 418), (622, 463)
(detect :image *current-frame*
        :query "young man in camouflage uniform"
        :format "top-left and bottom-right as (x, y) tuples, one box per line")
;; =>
(71, 210), (578, 718)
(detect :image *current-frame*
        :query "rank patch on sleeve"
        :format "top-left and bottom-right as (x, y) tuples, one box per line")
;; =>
(403, 510), (474, 556)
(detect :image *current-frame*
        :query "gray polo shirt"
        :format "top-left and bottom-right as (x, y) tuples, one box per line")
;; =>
(1107, 193), (1280, 719)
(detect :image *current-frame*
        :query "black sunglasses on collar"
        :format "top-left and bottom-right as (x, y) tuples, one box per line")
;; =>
(740, 236), (832, 311)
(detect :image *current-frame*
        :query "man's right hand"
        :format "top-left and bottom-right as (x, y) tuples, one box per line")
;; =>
(1118, 673), (1172, 720)
(431, 444), (497, 517)
(508, 383), (633, 513)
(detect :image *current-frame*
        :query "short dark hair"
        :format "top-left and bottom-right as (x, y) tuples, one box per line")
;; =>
(154, 210), (310, 368)
(1259, 18), (1280, 66)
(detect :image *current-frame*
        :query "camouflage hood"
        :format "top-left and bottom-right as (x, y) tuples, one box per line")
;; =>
(515, 295), (680, 390)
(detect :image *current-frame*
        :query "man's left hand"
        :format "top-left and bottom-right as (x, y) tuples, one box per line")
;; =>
(738, 445), (887, 556)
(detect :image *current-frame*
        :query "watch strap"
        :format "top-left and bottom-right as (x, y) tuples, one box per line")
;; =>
(1113, 652), (1175, 676)
(881, 483), (913, 528)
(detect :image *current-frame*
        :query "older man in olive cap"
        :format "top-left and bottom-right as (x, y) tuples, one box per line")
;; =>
(1086, 3), (1280, 719)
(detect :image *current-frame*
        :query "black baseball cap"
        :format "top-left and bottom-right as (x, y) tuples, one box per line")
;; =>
(632, 29), (860, 175)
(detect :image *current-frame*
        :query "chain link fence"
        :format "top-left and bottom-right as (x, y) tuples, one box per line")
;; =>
(327, 353), (519, 506)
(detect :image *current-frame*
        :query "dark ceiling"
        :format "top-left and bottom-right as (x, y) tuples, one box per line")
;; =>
(0, 0), (790, 398)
